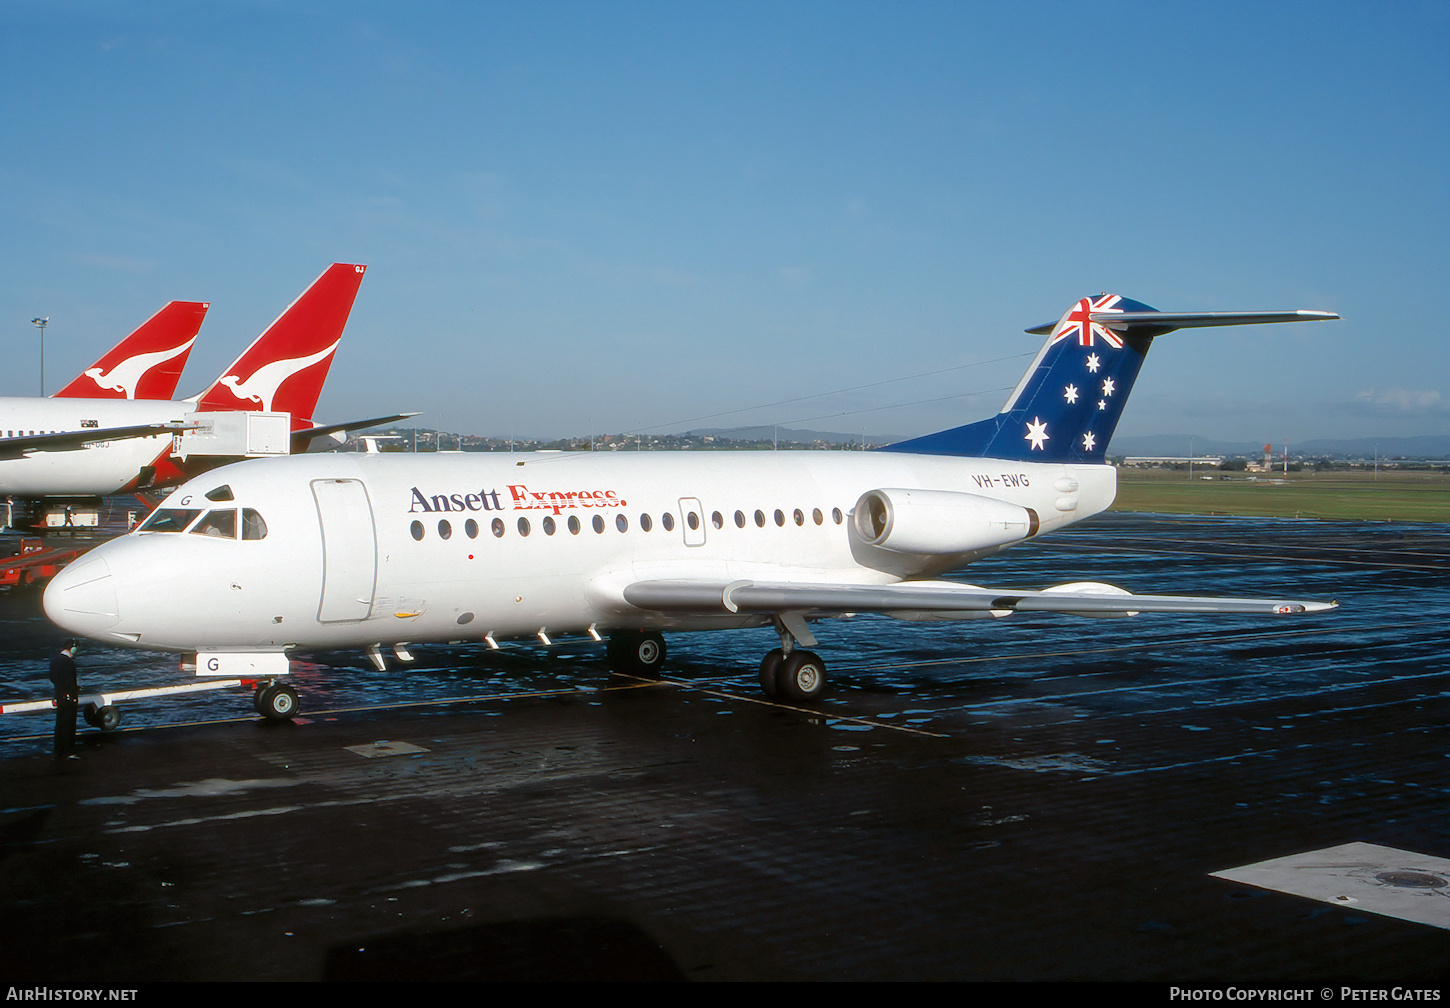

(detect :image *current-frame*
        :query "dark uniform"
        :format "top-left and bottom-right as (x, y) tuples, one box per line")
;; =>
(49, 643), (78, 760)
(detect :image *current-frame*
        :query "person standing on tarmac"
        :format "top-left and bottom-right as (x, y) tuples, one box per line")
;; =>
(49, 639), (79, 761)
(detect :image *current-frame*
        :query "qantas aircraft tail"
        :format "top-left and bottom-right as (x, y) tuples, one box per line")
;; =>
(882, 295), (1338, 463)
(194, 263), (366, 428)
(52, 301), (209, 400)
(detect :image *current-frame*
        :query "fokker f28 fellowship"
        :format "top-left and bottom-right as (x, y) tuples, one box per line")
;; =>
(46, 294), (1339, 719)
(1, 264), (408, 499)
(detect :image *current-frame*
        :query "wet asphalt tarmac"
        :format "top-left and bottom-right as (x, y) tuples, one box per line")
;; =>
(0, 513), (1447, 981)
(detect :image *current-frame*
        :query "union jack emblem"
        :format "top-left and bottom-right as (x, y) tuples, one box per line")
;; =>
(1051, 294), (1124, 348)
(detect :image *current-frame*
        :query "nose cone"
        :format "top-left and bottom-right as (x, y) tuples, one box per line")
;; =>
(44, 553), (121, 638)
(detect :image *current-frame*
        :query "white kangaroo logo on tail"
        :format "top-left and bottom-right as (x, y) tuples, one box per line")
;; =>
(216, 340), (340, 411)
(83, 338), (197, 399)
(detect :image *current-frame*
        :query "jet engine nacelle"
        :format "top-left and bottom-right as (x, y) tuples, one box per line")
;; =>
(852, 488), (1039, 555)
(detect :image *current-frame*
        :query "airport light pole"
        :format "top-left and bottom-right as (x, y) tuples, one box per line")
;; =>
(30, 317), (48, 395)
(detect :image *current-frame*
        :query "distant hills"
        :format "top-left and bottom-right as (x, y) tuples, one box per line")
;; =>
(686, 426), (901, 447)
(1107, 434), (1450, 459)
(691, 428), (1450, 458)
(381, 425), (1449, 459)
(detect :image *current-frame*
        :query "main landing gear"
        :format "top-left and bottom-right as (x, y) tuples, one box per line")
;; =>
(758, 649), (827, 702)
(758, 615), (828, 702)
(605, 621), (829, 702)
(607, 630), (668, 674)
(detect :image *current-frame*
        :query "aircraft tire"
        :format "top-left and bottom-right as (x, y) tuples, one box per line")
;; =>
(256, 684), (300, 721)
(778, 651), (827, 703)
(608, 631), (667, 674)
(758, 649), (784, 698)
(83, 703), (120, 731)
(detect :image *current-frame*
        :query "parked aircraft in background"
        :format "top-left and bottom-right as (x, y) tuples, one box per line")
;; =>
(1, 264), (407, 499)
(51, 301), (210, 401)
(45, 294), (1339, 718)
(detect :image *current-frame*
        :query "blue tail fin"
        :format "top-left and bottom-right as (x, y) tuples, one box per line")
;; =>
(882, 295), (1338, 463)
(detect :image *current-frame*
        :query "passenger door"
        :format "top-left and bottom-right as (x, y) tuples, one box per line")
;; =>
(312, 478), (377, 622)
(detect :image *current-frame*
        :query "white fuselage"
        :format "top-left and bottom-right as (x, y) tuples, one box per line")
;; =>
(43, 450), (1117, 655)
(0, 397), (189, 497)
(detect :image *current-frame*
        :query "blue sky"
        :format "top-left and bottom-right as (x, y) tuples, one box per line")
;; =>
(3, 1), (1446, 444)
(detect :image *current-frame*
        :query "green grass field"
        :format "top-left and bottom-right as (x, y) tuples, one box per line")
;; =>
(1112, 469), (1449, 522)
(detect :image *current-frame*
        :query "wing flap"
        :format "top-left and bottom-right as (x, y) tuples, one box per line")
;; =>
(620, 578), (1336, 618)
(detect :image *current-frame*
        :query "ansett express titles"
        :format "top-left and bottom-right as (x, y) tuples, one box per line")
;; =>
(409, 484), (627, 517)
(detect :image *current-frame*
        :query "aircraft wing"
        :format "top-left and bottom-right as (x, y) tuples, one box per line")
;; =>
(290, 412), (422, 451)
(0, 422), (197, 461)
(621, 578), (1337, 617)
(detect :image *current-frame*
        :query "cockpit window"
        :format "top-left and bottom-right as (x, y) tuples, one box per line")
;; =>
(242, 509), (267, 540)
(205, 485), (234, 502)
(138, 508), (202, 533)
(190, 509), (237, 538)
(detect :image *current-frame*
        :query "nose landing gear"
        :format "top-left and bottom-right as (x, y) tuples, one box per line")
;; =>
(253, 681), (299, 721)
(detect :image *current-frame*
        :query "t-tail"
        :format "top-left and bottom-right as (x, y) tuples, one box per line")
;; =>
(193, 263), (367, 429)
(53, 301), (209, 400)
(883, 294), (1339, 462)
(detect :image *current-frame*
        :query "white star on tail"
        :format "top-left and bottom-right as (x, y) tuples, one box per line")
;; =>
(1024, 417), (1049, 450)
(1102, 377), (1115, 397)
(1082, 432), (1096, 452)
(1063, 384), (1079, 404)
(1086, 353), (1101, 373)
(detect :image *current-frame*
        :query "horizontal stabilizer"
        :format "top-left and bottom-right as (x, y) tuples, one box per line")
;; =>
(887, 294), (1341, 462)
(621, 578), (1337, 618)
(1025, 309), (1339, 336)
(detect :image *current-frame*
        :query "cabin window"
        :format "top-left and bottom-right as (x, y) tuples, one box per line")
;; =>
(616, 514), (628, 532)
(813, 508), (823, 525)
(191, 509), (237, 539)
(754, 510), (765, 528)
(686, 511), (699, 531)
(832, 508), (843, 524)
(410, 521), (424, 541)
(242, 509), (268, 540)
(774, 509), (785, 527)
(139, 508), (202, 533)
(662, 512), (675, 532)
(492, 518), (505, 537)
(438, 519), (452, 540)
(568, 515), (581, 535)
(734, 510), (745, 528)
(543, 516), (556, 535)
(517, 517), (531, 537)
(793, 509), (804, 526)
(593, 514), (605, 533)
(465, 519), (478, 539)
(639, 513), (652, 532)
(711, 511), (723, 529)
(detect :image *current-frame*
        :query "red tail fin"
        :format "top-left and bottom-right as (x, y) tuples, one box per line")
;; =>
(53, 301), (209, 400)
(195, 263), (366, 426)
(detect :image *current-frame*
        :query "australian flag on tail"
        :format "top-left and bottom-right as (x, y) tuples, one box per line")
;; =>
(883, 294), (1338, 464)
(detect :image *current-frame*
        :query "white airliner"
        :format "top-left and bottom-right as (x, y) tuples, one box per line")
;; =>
(0, 264), (401, 498)
(44, 294), (1340, 718)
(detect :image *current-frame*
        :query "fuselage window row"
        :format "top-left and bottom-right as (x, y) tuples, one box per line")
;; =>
(408, 505), (844, 541)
